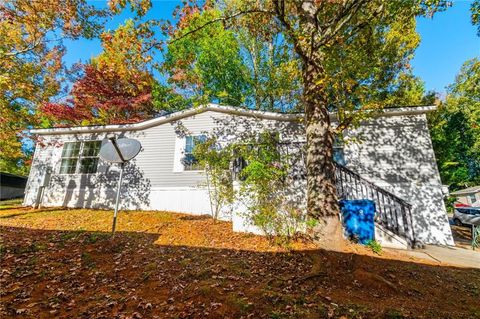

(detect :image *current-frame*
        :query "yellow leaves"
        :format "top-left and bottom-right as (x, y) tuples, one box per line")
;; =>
(384, 17), (420, 55)
(314, 77), (327, 87)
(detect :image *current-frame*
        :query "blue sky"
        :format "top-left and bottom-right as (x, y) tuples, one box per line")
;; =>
(412, 1), (479, 94)
(64, 0), (479, 94)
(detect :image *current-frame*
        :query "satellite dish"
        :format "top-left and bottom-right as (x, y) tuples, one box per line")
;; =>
(99, 137), (142, 236)
(99, 138), (141, 163)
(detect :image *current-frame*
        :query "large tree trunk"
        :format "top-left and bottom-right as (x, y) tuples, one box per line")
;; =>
(303, 61), (344, 249)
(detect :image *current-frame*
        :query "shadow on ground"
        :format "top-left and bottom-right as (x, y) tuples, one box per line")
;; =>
(1, 226), (479, 319)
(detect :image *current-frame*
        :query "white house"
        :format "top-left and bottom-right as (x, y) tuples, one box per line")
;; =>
(24, 104), (454, 247)
(451, 186), (480, 207)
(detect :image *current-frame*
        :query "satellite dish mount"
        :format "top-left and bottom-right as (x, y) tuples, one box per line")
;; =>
(99, 137), (142, 236)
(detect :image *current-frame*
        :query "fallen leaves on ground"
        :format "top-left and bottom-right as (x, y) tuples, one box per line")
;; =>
(0, 207), (479, 318)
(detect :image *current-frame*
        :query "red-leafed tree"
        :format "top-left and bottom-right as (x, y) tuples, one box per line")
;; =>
(41, 19), (158, 126)
(42, 64), (155, 126)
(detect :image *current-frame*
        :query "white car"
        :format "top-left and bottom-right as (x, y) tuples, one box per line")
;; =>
(453, 207), (480, 226)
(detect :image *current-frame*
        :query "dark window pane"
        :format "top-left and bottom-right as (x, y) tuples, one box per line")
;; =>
(79, 158), (99, 174)
(194, 135), (207, 144)
(81, 141), (101, 157)
(60, 158), (78, 174)
(182, 154), (200, 171)
(185, 136), (194, 154)
(333, 147), (345, 165)
(61, 142), (80, 158)
(183, 135), (206, 170)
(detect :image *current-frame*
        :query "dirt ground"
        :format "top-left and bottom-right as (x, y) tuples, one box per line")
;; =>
(0, 206), (479, 318)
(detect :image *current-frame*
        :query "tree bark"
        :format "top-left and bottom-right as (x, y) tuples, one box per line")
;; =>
(302, 60), (344, 249)
(291, 1), (344, 249)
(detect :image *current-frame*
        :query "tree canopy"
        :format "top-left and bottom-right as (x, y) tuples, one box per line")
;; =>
(429, 58), (480, 190)
(41, 19), (158, 126)
(0, 0), (108, 174)
(165, 8), (302, 111)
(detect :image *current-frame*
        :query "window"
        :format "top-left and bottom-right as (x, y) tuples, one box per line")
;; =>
(59, 141), (102, 174)
(182, 135), (206, 171)
(468, 194), (478, 204)
(333, 137), (345, 165)
(59, 142), (81, 174)
(232, 156), (248, 181)
(80, 141), (102, 174)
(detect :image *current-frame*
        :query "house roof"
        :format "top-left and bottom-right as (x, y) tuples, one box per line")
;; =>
(30, 103), (437, 136)
(450, 186), (480, 196)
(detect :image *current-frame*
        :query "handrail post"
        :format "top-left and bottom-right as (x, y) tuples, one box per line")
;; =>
(333, 162), (417, 247)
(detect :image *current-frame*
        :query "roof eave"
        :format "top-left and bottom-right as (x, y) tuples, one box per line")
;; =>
(29, 104), (437, 136)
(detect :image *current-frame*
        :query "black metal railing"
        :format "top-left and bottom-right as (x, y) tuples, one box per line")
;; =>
(334, 162), (416, 247)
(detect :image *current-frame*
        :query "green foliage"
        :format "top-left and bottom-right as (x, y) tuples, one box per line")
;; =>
(193, 131), (305, 246)
(84, 232), (110, 244)
(152, 82), (191, 113)
(165, 9), (250, 107)
(214, 1), (448, 129)
(382, 73), (436, 107)
(0, 198), (24, 210)
(81, 251), (96, 268)
(366, 240), (382, 255)
(428, 58), (480, 190)
(305, 217), (320, 229)
(384, 309), (405, 319)
(472, 0), (480, 36)
(165, 8), (301, 111)
(193, 137), (235, 220)
(473, 225), (479, 250)
(236, 133), (306, 246)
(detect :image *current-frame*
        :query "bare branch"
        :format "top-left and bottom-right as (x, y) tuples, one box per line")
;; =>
(169, 9), (274, 44)
(317, 0), (371, 47)
(273, 0), (309, 62)
(0, 38), (42, 58)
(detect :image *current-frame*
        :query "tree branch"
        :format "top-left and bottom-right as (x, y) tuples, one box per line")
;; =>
(169, 9), (274, 44)
(273, 0), (309, 63)
(334, 114), (354, 133)
(0, 38), (42, 58)
(316, 0), (370, 47)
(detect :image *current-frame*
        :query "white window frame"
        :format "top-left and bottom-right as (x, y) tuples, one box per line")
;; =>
(58, 140), (102, 175)
(172, 135), (206, 172)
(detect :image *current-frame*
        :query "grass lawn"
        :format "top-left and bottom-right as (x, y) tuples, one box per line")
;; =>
(0, 198), (24, 210)
(0, 206), (479, 318)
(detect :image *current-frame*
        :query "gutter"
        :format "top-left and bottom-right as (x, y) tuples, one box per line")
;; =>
(30, 104), (437, 136)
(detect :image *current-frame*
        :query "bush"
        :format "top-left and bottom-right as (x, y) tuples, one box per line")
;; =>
(193, 137), (235, 220)
(194, 131), (309, 247)
(366, 240), (382, 255)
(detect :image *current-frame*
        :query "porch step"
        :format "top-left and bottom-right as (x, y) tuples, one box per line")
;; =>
(375, 223), (409, 249)
(334, 162), (417, 248)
